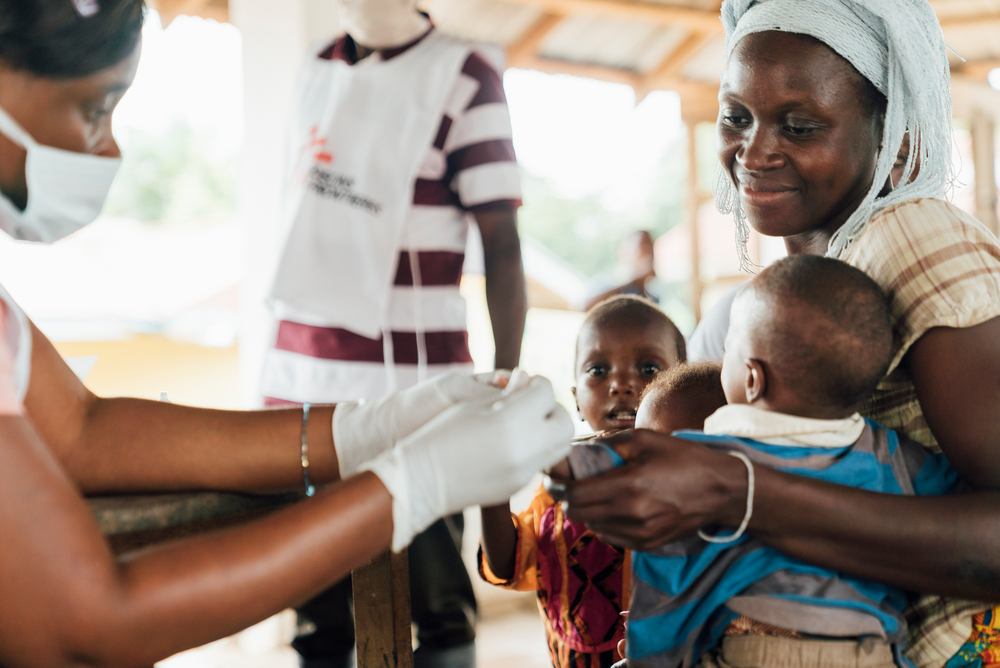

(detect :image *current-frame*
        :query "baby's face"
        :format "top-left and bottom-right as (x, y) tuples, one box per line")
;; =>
(574, 322), (680, 432)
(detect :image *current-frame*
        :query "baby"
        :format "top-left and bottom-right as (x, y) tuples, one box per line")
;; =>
(478, 295), (685, 668)
(601, 256), (957, 668)
(635, 361), (727, 435)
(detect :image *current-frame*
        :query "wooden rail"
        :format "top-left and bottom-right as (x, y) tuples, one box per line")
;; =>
(89, 492), (412, 667)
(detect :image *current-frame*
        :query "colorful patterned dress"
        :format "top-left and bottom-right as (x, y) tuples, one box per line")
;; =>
(478, 486), (629, 668)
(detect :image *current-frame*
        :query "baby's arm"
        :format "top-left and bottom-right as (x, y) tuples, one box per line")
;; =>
(480, 441), (618, 582)
(480, 458), (571, 583)
(480, 502), (519, 580)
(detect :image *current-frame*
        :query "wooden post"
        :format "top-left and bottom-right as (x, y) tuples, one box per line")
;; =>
(971, 109), (999, 236)
(353, 549), (413, 668)
(686, 121), (703, 322)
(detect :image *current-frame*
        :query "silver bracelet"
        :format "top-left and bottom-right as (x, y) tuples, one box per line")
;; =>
(301, 402), (315, 497)
(698, 450), (754, 544)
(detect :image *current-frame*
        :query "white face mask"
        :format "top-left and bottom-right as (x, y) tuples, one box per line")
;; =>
(0, 104), (121, 243)
(335, 0), (430, 50)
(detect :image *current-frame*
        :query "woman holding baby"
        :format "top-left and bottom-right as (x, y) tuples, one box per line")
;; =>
(566, 1), (1000, 667)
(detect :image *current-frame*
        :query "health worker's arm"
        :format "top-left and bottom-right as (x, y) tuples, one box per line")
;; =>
(476, 208), (526, 371)
(565, 317), (1000, 599)
(23, 321), (342, 495)
(0, 411), (392, 668)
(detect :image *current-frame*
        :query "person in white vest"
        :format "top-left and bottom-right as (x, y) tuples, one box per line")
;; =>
(0, 2), (572, 666)
(259, 2), (528, 667)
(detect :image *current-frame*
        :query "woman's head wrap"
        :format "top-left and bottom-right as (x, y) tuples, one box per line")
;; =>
(715, 0), (955, 262)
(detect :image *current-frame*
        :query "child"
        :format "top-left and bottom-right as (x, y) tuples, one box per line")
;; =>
(605, 256), (958, 668)
(635, 361), (727, 435)
(478, 296), (686, 668)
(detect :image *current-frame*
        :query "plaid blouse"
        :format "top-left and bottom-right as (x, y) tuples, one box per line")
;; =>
(842, 197), (1000, 668)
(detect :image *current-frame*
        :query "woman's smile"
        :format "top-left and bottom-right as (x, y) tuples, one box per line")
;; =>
(738, 180), (797, 208)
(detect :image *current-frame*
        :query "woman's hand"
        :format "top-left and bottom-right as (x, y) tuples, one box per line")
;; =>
(563, 429), (748, 551)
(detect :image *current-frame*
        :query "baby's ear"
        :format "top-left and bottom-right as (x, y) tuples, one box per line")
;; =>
(745, 359), (767, 404)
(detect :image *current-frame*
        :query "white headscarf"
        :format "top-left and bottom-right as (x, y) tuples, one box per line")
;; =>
(715, 0), (955, 262)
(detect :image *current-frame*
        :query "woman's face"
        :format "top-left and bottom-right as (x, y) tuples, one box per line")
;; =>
(717, 32), (884, 246)
(0, 44), (140, 209)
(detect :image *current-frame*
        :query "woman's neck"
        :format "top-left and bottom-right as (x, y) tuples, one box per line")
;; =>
(783, 229), (831, 257)
(782, 178), (892, 256)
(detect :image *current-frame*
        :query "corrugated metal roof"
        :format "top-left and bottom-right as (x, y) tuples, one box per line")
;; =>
(151, 0), (1000, 120)
(539, 15), (690, 73)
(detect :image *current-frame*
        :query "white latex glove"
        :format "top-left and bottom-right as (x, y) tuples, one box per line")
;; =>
(361, 375), (574, 551)
(332, 372), (502, 480)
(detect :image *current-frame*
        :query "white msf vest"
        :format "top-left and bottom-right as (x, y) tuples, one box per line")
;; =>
(268, 30), (473, 340)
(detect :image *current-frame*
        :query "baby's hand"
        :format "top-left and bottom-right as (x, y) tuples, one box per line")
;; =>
(548, 457), (572, 481)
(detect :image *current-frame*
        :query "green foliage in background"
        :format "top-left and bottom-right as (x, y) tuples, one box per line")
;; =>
(518, 134), (687, 278)
(105, 122), (238, 223)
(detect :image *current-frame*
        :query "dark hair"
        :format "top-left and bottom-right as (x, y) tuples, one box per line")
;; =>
(578, 295), (686, 365)
(639, 361), (727, 432)
(749, 255), (892, 411)
(0, 0), (145, 78)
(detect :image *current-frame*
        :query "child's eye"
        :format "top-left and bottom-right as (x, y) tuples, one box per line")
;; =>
(587, 365), (607, 378)
(641, 363), (662, 375)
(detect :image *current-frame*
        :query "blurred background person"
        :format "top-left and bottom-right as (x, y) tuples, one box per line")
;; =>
(583, 230), (661, 310)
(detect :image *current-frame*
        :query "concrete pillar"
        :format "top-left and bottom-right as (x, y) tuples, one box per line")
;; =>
(229, 0), (339, 406)
(686, 121), (703, 322)
(971, 109), (999, 236)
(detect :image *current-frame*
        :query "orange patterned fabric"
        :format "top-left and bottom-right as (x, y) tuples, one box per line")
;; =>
(946, 611), (1000, 668)
(478, 485), (628, 668)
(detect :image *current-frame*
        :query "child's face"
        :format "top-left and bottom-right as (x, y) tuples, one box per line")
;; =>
(574, 321), (681, 432)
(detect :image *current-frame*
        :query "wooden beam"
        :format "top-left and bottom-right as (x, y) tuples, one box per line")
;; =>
(971, 109), (999, 235)
(953, 59), (1000, 82)
(150, 0), (225, 26)
(951, 75), (1000, 122)
(353, 550), (413, 668)
(938, 12), (1000, 27)
(507, 53), (643, 87)
(503, 0), (721, 33)
(508, 50), (719, 121)
(505, 12), (564, 64)
(687, 123), (703, 322)
(635, 31), (720, 103)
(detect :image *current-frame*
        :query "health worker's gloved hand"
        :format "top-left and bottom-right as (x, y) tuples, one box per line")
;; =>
(361, 375), (574, 551)
(333, 372), (503, 480)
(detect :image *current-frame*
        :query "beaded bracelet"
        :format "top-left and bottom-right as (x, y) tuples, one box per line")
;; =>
(698, 450), (754, 544)
(301, 402), (315, 497)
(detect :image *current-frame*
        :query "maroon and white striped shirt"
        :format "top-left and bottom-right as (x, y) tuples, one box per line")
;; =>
(262, 29), (521, 405)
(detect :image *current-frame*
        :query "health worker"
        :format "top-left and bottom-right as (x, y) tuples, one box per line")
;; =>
(258, 2), (527, 666)
(0, 2), (573, 666)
